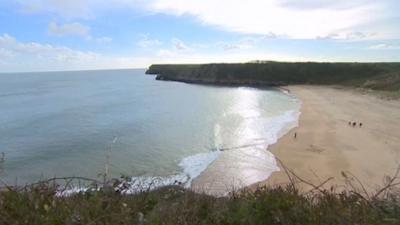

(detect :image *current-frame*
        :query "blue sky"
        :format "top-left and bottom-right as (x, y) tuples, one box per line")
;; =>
(0, 0), (400, 72)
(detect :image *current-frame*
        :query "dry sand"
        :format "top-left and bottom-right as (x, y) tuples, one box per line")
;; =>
(260, 85), (400, 192)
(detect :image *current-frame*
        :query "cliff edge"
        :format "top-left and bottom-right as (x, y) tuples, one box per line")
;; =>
(146, 62), (400, 90)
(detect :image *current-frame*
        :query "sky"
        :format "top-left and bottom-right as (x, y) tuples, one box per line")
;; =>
(0, 0), (399, 72)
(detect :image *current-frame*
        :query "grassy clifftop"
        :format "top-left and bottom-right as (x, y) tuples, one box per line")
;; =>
(1, 181), (400, 225)
(146, 62), (400, 91)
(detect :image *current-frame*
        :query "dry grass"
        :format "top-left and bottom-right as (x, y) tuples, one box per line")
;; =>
(0, 171), (400, 225)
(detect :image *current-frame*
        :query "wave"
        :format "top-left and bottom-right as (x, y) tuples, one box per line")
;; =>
(56, 150), (221, 196)
(115, 150), (221, 194)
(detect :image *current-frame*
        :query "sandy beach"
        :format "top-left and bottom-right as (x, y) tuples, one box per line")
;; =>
(260, 85), (400, 192)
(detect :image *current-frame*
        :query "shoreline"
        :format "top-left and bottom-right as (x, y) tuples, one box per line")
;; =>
(190, 88), (301, 196)
(253, 85), (400, 192)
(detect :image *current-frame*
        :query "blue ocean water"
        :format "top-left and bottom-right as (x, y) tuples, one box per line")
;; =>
(0, 69), (299, 188)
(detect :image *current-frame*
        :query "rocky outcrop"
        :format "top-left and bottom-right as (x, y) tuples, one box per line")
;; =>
(146, 62), (400, 90)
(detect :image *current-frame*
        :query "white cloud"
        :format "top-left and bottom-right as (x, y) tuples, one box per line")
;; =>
(144, 0), (391, 39)
(368, 44), (400, 50)
(279, 0), (375, 10)
(154, 38), (193, 57)
(0, 33), (177, 72)
(17, 0), (150, 19)
(315, 31), (379, 41)
(48, 22), (113, 44)
(0, 48), (14, 60)
(16, 0), (398, 40)
(18, 0), (95, 19)
(171, 38), (190, 51)
(0, 33), (98, 60)
(219, 43), (240, 51)
(219, 38), (257, 51)
(264, 32), (279, 39)
(137, 35), (162, 48)
(48, 22), (91, 39)
(1, 32), (398, 72)
(0, 33), (107, 71)
(156, 49), (176, 57)
(0, 33), (259, 71)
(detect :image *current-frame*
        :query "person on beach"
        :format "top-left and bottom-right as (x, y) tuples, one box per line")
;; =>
(352, 122), (357, 127)
(294, 132), (297, 139)
(174, 180), (183, 186)
(359, 122), (363, 127)
(348, 121), (351, 126)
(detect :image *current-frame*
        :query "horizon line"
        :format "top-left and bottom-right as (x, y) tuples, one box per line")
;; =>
(2, 60), (400, 73)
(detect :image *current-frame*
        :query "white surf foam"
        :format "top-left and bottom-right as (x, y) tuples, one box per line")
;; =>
(179, 150), (221, 186)
(115, 150), (221, 194)
(56, 150), (221, 196)
(56, 187), (91, 197)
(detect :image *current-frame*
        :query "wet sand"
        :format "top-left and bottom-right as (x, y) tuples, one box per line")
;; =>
(259, 85), (400, 192)
(191, 147), (280, 196)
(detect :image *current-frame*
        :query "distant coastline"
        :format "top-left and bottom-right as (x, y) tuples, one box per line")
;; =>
(146, 62), (400, 92)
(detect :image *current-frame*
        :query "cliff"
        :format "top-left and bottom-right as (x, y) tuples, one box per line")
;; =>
(146, 62), (400, 90)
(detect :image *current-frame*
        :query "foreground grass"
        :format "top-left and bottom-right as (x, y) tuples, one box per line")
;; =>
(1, 180), (400, 225)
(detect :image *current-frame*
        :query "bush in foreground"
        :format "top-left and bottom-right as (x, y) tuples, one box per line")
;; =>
(1, 179), (400, 225)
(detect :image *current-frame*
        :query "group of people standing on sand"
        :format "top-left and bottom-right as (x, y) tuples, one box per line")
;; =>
(348, 121), (363, 127)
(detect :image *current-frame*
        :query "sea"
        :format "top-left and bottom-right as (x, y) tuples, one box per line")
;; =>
(0, 69), (300, 194)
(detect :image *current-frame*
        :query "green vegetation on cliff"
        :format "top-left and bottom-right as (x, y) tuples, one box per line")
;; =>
(1, 180), (400, 225)
(146, 62), (400, 91)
